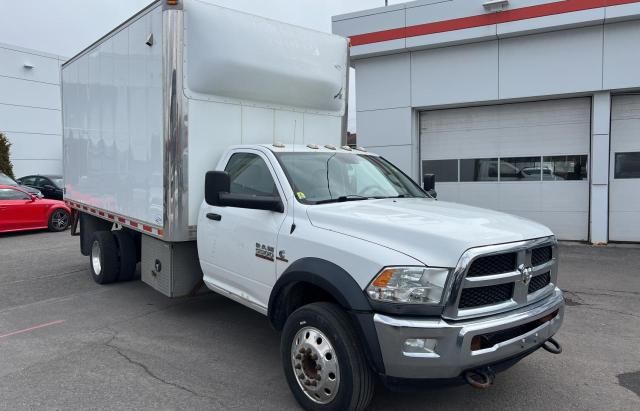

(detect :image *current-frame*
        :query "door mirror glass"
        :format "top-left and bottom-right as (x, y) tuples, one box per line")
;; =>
(205, 171), (230, 206)
(423, 174), (437, 198)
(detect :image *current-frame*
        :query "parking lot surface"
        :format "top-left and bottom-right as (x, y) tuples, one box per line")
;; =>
(0, 231), (639, 410)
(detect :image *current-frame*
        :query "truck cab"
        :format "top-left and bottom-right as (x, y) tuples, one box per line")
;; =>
(197, 143), (565, 410)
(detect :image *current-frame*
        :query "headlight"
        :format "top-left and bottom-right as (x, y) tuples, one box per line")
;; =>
(366, 267), (449, 305)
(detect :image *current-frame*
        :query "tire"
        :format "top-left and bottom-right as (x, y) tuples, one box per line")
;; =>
(281, 302), (375, 411)
(89, 231), (120, 284)
(48, 209), (70, 232)
(112, 230), (138, 282)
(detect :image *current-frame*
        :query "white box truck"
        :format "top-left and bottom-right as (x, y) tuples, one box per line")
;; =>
(62, 1), (565, 409)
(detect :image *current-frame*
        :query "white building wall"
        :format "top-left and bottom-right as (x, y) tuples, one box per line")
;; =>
(0, 43), (65, 178)
(334, 0), (640, 243)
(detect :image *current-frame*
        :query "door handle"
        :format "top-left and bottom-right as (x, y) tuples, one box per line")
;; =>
(206, 213), (222, 221)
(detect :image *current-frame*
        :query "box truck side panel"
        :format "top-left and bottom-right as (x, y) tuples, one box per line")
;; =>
(63, 5), (165, 228)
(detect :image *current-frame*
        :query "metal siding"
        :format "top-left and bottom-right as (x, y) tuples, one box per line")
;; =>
(420, 98), (591, 240)
(411, 41), (499, 107)
(354, 54), (411, 111)
(498, 26), (604, 99)
(609, 95), (640, 241)
(357, 107), (412, 147)
(603, 20), (640, 90)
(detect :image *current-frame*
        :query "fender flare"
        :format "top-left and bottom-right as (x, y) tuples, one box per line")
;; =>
(268, 258), (371, 324)
(268, 257), (385, 374)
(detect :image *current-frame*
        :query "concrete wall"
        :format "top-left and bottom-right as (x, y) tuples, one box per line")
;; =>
(0, 43), (65, 177)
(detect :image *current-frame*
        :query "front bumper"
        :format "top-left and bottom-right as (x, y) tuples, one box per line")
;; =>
(373, 287), (565, 379)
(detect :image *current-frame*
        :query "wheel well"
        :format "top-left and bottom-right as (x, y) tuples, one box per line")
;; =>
(270, 281), (342, 331)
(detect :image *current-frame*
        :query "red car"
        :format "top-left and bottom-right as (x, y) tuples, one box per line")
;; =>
(0, 184), (71, 233)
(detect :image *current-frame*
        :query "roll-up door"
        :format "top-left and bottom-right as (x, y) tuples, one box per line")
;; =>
(610, 95), (640, 242)
(420, 98), (591, 241)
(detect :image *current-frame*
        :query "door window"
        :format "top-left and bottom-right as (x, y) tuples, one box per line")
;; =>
(0, 188), (30, 200)
(20, 176), (37, 186)
(614, 152), (640, 179)
(224, 153), (279, 196)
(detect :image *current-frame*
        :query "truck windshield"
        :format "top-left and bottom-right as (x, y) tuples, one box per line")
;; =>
(276, 152), (427, 204)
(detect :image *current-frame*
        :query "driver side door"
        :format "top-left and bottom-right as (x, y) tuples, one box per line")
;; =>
(199, 150), (288, 311)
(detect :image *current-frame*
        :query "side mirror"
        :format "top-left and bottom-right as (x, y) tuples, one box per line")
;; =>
(204, 170), (284, 213)
(423, 174), (437, 199)
(30, 195), (37, 202)
(205, 171), (230, 206)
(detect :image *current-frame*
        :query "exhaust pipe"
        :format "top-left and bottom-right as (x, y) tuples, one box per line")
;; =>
(542, 337), (562, 354)
(464, 366), (495, 389)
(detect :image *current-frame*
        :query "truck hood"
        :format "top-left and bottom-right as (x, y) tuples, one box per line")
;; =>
(306, 198), (553, 268)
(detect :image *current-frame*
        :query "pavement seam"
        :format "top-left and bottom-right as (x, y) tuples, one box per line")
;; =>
(102, 331), (220, 403)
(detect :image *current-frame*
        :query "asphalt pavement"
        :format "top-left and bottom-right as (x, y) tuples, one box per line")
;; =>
(0, 231), (639, 410)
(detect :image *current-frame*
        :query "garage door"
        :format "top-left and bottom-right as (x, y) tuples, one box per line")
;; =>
(421, 98), (591, 241)
(610, 95), (640, 242)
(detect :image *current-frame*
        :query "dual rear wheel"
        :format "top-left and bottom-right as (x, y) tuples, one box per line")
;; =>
(89, 230), (139, 284)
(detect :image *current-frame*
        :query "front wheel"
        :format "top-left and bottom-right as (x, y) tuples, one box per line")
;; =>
(48, 209), (70, 232)
(281, 302), (375, 411)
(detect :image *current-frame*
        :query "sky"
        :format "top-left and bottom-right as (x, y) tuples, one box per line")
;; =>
(0, 0), (406, 132)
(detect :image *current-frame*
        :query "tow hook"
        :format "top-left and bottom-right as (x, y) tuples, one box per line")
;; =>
(464, 366), (495, 389)
(542, 337), (562, 354)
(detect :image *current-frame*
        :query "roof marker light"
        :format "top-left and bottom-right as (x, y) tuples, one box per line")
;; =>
(341, 145), (352, 151)
(324, 144), (337, 150)
(273, 142), (285, 148)
(307, 144), (320, 149)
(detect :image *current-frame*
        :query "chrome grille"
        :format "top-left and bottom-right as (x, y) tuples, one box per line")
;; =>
(443, 237), (558, 320)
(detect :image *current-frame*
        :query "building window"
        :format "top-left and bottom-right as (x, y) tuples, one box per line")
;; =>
(422, 159), (458, 182)
(614, 152), (640, 179)
(500, 157), (542, 181)
(543, 155), (588, 180)
(460, 158), (498, 182)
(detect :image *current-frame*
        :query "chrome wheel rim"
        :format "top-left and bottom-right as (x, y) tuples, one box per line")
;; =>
(291, 326), (340, 404)
(52, 211), (69, 229)
(91, 241), (102, 276)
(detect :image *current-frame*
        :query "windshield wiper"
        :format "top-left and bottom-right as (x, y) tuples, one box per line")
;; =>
(375, 194), (415, 199)
(313, 195), (372, 205)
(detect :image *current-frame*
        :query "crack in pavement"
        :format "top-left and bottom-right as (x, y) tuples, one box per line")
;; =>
(102, 331), (219, 403)
(562, 291), (640, 319)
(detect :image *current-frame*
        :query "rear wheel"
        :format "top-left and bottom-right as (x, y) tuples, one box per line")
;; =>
(112, 230), (138, 281)
(48, 209), (70, 232)
(89, 231), (120, 284)
(281, 303), (375, 411)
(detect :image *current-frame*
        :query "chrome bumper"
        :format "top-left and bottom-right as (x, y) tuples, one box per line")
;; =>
(373, 288), (565, 379)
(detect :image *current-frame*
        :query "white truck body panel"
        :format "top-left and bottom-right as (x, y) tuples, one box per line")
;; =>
(63, 5), (165, 227)
(62, 0), (348, 239)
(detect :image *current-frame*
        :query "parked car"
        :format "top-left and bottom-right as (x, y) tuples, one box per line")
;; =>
(0, 185), (71, 233)
(0, 172), (43, 198)
(17, 174), (64, 200)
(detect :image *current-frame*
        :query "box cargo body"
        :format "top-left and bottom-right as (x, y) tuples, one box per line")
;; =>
(62, 0), (348, 242)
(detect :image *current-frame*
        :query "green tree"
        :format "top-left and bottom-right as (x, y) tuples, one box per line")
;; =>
(0, 132), (15, 179)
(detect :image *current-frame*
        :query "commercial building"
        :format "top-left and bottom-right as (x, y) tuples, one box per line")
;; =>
(333, 0), (640, 243)
(0, 42), (65, 178)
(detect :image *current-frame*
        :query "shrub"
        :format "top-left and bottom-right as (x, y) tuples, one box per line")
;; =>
(0, 132), (15, 179)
